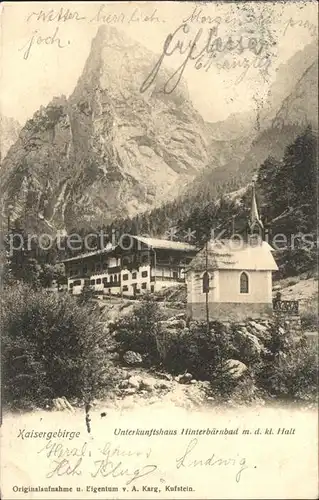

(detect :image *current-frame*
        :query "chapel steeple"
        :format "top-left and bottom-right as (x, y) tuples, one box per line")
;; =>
(248, 179), (264, 241)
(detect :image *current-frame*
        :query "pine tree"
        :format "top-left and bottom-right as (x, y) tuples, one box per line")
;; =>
(288, 125), (316, 216)
(5, 219), (41, 288)
(257, 156), (280, 215)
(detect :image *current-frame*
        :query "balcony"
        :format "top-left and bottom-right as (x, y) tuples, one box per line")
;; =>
(104, 281), (121, 288)
(273, 300), (299, 315)
(68, 274), (90, 281)
(108, 265), (121, 273)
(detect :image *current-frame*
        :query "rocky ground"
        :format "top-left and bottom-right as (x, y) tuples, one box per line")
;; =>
(21, 277), (316, 416)
(276, 274), (318, 314)
(86, 294), (316, 414)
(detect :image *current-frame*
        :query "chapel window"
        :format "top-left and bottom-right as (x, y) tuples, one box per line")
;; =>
(240, 272), (249, 294)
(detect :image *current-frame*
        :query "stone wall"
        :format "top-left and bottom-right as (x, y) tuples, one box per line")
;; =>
(187, 302), (274, 322)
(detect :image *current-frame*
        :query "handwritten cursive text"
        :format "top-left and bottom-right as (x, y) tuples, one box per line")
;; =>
(19, 27), (70, 60)
(176, 438), (252, 483)
(140, 22), (269, 94)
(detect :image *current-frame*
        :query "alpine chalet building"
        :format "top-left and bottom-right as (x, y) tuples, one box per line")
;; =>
(62, 235), (197, 296)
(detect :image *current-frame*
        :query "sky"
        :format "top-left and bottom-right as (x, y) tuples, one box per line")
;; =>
(0, 1), (317, 125)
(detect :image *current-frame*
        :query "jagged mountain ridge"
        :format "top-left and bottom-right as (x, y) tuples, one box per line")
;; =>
(1, 26), (210, 232)
(263, 40), (318, 126)
(205, 40), (318, 142)
(186, 42), (318, 204)
(1, 30), (317, 235)
(272, 60), (318, 129)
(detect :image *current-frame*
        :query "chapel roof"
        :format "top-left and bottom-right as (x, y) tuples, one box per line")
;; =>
(187, 238), (278, 272)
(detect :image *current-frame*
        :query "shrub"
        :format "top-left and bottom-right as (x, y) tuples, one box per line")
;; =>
(1, 283), (110, 409)
(77, 283), (96, 305)
(277, 248), (316, 278)
(286, 278), (299, 287)
(162, 321), (237, 380)
(261, 320), (294, 361)
(111, 295), (162, 364)
(300, 300), (318, 331)
(161, 324), (215, 377)
(209, 360), (241, 399)
(254, 343), (318, 401)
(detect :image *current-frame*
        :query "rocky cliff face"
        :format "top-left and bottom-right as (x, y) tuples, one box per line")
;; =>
(204, 41), (318, 145)
(272, 60), (318, 129)
(1, 26), (209, 232)
(197, 42), (318, 194)
(1, 29), (317, 235)
(263, 40), (318, 127)
(0, 115), (21, 162)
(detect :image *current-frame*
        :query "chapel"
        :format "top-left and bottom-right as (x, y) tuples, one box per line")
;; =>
(186, 182), (278, 321)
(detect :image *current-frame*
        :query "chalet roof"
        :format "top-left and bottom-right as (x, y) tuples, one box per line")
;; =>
(133, 236), (197, 252)
(61, 248), (112, 263)
(187, 239), (278, 272)
(60, 236), (197, 263)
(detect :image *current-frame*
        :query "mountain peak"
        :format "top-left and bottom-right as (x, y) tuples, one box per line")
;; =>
(1, 27), (316, 234)
(94, 24), (137, 47)
(1, 27), (208, 232)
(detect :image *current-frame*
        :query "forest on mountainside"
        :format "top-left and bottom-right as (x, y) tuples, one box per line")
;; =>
(3, 125), (317, 283)
(87, 125), (317, 278)
(90, 125), (317, 254)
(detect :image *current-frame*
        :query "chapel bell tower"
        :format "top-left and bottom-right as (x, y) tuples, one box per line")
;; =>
(248, 179), (264, 243)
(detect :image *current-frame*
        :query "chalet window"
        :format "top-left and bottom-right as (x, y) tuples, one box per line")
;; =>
(142, 283), (147, 289)
(141, 271), (148, 278)
(69, 282), (74, 288)
(132, 272), (137, 279)
(121, 236), (132, 249)
(90, 279), (95, 285)
(150, 285), (154, 292)
(202, 272), (210, 293)
(173, 271), (178, 279)
(123, 285), (128, 292)
(96, 279), (101, 285)
(114, 275), (118, 283)
(123, 274), (129, 281)
(240, 272), (249, 294)
(110, 276), (114, 283)
(73, 280), (81, 286)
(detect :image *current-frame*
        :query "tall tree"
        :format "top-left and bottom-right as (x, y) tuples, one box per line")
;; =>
(5, 218), (41, 287)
